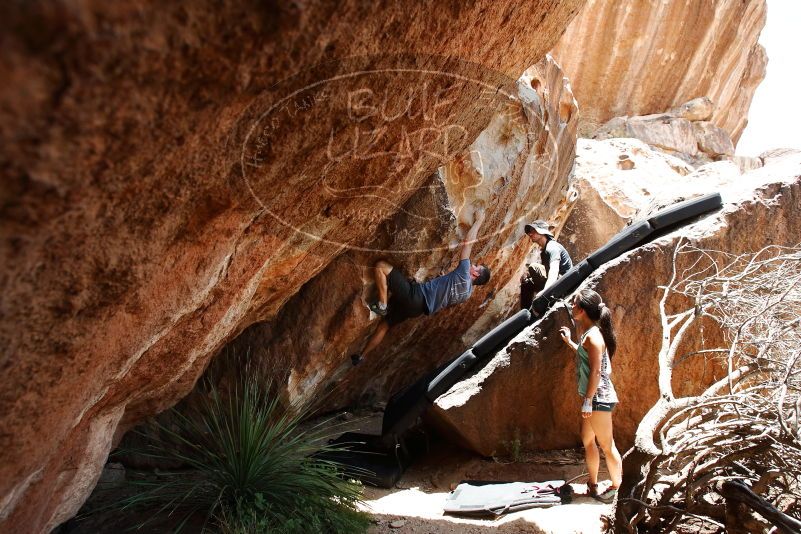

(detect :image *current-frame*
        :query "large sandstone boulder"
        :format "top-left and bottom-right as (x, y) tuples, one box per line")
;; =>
(427, 151), (801, 456)
(213, 55), (579, 410)
(0, 2), (584, 531)
(561, 137), (748, 262)
(550, 0), (767, 142)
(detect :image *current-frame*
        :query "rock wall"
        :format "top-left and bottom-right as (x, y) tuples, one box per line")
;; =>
(591, 97), (737, 167)
(215, 55), (579, 411)
(561, 136), (760, 262)
(0, 2), (585, 531)
(550, 0), (767, 142)
(428, 151), (801, 456)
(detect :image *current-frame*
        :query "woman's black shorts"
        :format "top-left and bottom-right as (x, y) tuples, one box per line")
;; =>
(386, 268), (427, 326)
(592, 400), (616, 412)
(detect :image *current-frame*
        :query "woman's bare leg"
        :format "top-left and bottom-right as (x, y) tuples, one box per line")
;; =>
(590, 411), (622, 488)
(581, 416), (600, 486)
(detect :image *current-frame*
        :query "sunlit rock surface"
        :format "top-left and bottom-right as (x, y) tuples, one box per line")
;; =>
(550, 0), (767, 142)
(561, 137), (751, 262)
(591, 99), (737, 167)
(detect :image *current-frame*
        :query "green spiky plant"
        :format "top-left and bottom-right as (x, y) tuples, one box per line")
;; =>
(114, 373), (370, 533)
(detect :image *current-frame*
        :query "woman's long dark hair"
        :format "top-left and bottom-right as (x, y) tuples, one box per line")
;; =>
(575, 289), (617, 358)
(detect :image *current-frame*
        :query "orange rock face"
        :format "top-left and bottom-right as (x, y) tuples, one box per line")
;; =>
(216, 54), (579, 414)
(550, 0), (767, 143)
(428, 153), (801, 456)
(0, 2), (584, 531)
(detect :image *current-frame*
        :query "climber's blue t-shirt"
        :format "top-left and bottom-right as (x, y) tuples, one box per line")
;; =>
(419, 259), (473, 315)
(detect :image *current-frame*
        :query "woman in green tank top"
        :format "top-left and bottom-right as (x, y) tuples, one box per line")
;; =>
(559, 289), (622, 504)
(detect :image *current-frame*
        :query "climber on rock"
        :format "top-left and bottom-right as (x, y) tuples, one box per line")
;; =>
(520, 220), (573, 310)
(350, 209), (491, 366)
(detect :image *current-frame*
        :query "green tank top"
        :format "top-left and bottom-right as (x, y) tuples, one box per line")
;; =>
(576, 342), (591, 397)
(575, 326), (618, 403)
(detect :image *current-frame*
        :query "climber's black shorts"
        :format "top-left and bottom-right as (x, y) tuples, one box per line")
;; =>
(386, 267), (427, 326)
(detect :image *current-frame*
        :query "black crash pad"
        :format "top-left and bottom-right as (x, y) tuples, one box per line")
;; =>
(648, 192), (722, 230)
(381, 371), (435, 443)
(426, 349), (478, 401)
(586, 220), (653, 269)
(471, 309), (532, 358)
(317, 432), (412, 488)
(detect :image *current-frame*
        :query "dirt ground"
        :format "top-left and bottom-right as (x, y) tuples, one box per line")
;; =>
(358, 441), (612, 534)
(314, 409), (613, 534)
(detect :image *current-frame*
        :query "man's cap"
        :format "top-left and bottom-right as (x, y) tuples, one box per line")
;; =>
(524, 220), (554, 238)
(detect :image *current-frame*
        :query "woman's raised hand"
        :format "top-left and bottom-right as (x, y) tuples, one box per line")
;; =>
(559, 326), (572, 345)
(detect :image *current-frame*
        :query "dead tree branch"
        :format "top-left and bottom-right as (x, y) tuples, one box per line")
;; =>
(615, 243), (801, 533)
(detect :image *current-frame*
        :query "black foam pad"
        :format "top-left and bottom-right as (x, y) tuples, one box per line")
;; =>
(586, 220), (653, 269)
(531, 260), (594, 316)
(648, 192), (722, 230)
(426, 349), (478, 401)
(318, 432), (405, 488)
(381, 371), (435, 439)
(471, 309), (532, 358)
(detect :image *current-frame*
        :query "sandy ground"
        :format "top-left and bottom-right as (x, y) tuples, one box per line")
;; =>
(306, 408), (613, 534)
(355, 441), (613, 534)
(362, 485), (610, 534)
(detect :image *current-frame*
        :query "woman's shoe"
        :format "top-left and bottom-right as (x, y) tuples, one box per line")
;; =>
(587, 482), (599, 498)
(594, 486), (618, 504)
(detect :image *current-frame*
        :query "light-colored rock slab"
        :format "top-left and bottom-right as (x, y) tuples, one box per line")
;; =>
(693, 121), (735, 157)
(670, 97), (714, 122)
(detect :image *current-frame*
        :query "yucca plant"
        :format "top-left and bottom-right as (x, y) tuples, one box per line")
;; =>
(113, 374), (370, 533)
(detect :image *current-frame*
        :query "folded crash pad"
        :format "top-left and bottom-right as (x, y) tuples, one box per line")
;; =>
(426, 349), (478, 401)
(471, 309), (532, 358)
(317, 431), (427, 488)
(444, 480), (572, 516)
(586, 220), (654, 269)
(648, 192), (722, 230)
(381, 372), (434, 443)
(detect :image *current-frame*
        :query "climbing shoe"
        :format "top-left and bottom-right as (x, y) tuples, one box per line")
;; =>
(368, 301), (387, 316)
(594, 487), (618, 504)
(350, 354), (363, 366)
(587, 482), (599, 498)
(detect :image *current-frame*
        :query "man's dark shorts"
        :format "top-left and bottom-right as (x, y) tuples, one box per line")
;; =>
(520, 263), (547, 310)
(386, 268), (427, 326)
